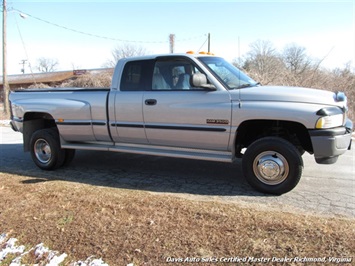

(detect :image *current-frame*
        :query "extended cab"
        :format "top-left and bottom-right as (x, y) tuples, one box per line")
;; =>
(9, 53), (353, 194)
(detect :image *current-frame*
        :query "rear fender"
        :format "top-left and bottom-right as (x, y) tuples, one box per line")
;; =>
(23, 112), (56, 152)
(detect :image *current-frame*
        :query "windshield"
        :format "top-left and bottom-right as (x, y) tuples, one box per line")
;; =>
(198, 56), (259, 90)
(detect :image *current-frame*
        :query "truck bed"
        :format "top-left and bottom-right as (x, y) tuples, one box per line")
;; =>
(13, 87), (110, 92)
(10, 88), (111, 142)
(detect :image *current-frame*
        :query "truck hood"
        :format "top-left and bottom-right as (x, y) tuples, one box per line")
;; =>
(234, 85), (345, 107)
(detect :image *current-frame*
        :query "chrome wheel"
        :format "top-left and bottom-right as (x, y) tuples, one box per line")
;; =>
(253, 151), (289, 185)
(34, 138), (52, 164)
(30, 128), (66, 170)
(243, 137), (303, 194)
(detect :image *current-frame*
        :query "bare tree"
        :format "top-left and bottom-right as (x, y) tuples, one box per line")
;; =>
(329, 63), (355, 119)
(104, 43), (147, 67)
(240, 39), (355, 121)
(36, 57), (59, 72)
(282, 43), (312, 75)
(242, 40), (284, 84)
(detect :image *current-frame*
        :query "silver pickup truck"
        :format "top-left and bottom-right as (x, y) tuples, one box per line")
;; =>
(9, 53), (352, 194)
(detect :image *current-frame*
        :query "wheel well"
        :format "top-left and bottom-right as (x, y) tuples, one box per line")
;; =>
(23, 112), (57, 152)
(235, 120), (313, 156)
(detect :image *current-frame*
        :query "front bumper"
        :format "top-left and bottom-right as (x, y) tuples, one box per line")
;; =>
(309, 119), (353, 164)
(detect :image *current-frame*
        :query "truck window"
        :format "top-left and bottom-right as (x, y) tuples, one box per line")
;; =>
(120, 60), (154, 91)
(198, 56), (258, 90)
(152, 58), (202, 91)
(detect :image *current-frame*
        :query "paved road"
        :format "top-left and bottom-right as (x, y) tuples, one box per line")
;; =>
(1, 126), (354, 218)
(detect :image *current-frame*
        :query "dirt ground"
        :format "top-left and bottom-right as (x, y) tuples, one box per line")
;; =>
(0, 172), (354, 265)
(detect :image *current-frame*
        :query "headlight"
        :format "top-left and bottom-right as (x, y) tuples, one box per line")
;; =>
(315, 114), (345, 129)
(315, 107), (345, 129)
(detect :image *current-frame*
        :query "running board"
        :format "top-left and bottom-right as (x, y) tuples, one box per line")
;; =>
(62, 142), (233, 163)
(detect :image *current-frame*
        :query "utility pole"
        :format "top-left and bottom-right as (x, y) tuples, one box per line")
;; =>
(2, 0), (10, 117)
(169, 34), (175, 54)
(207, 33), (211, 53)
(20, 59), (27, 74)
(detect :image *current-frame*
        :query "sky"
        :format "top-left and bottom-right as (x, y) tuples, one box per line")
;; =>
(1, 0), (354, 75)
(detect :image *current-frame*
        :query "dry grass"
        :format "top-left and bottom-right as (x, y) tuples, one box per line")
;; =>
(60, 71), (113, 88)
(0, 173), (354, 265)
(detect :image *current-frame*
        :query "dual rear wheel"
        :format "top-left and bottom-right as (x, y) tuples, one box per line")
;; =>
(29, 129), (303, 194)
(30, 128), (75, 170)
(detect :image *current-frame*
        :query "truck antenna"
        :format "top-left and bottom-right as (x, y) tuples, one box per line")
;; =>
(238, 36), (242, 108)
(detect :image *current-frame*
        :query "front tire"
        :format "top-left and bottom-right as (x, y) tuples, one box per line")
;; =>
(30, 128), (65, 170)
(242, 137), (303, 195)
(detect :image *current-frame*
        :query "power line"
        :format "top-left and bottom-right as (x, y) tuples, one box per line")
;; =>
(11, 7), (206, 44)
(197, 35), (209, 52)
(14, 13), (37, 83)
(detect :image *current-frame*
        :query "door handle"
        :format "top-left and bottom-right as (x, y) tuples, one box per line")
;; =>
(145, 99), (157, 105)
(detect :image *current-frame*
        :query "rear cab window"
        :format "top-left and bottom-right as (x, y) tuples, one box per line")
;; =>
(120, 60), (154, 91)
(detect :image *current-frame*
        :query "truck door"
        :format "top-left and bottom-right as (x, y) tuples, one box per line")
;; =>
(143, 57), (232, 151)
(110, 59), (154, 144)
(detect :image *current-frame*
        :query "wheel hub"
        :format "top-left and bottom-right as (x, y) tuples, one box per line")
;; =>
(259, 157), (283, 180)
(34, 139), (52, 164)
(253, 151), (289, 185)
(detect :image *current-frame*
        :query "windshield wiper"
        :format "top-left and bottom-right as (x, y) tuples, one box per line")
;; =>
(232, 82), (260, 90)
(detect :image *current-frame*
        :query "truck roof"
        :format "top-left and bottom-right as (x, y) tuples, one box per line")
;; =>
(117, 52), (215, 62)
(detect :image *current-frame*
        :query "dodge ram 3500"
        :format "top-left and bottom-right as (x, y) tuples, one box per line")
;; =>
(9, 53), (353, 194)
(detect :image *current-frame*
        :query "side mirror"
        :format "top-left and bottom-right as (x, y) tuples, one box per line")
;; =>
(191, 73), (216, 90)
